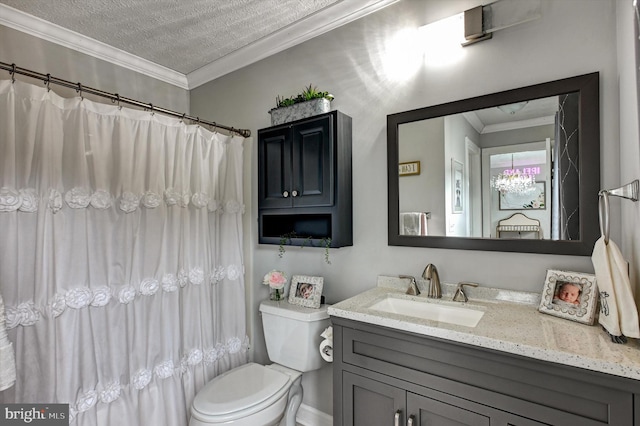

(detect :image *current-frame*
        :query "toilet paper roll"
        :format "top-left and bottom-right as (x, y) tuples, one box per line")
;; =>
(319, 339), (333, 363)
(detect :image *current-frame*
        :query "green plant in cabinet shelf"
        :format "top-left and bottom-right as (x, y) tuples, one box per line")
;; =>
(278, 231), (332, 264)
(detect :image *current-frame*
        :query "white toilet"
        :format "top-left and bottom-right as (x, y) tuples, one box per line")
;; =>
(189, 300), (330, 426)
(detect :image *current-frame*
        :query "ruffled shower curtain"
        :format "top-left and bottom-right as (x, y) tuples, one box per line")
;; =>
(0, 79), (248, 425)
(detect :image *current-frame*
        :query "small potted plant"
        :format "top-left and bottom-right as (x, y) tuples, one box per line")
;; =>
(269, 84), (334, 125)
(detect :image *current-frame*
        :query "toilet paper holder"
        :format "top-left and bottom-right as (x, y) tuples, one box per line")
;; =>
(319, 326), (333, 362)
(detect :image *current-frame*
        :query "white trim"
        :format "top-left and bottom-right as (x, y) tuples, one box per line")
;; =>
(481, 115), (556, 134)
(187, 0), (398, 88)
(0, 1), (397, 90)
(0, 3), (188, 90)
(296, 403), (332, 426)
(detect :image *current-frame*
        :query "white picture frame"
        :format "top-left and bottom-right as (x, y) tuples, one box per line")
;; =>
(451, 159), (463, 214)
(538, 269), (598, 325)
(499, 181), (546, 210)
(288, 275), (324, 308)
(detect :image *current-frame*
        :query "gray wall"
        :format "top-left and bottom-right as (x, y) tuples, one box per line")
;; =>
(399, 118), (445, 235)
(617, 3), (640, 307)
(0, 26), (189, 112)
(191, 0), (621, 416)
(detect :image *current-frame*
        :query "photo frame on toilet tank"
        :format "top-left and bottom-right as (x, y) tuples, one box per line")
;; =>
(288, 275), (323, 308)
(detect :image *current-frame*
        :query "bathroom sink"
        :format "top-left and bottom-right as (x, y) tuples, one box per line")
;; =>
(368, 295), (485, 327)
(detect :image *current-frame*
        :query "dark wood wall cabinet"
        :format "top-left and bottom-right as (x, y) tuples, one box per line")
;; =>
(258, 111), (352, 248)
(332, 317), (640, 426)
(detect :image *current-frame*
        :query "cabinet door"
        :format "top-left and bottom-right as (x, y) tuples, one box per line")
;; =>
(343, 372), (406, 426)
(258, 126), (292, 208)
(406, 392), (490, 426)
(291, 114), (333, 207)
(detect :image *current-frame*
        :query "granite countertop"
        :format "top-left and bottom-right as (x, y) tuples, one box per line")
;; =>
(327, 276), (640, 380)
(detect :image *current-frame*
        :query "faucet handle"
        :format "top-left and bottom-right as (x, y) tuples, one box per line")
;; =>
(399, 275), (421, 296)
(453, 282), (479, 302)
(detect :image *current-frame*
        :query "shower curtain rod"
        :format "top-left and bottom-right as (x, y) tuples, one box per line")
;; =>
(0, 61), (251, 138)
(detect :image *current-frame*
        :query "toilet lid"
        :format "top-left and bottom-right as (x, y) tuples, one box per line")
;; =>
(192, 363), (290, 416)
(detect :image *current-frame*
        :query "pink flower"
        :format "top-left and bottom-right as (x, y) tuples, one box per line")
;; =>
(263, 270), (287, 290)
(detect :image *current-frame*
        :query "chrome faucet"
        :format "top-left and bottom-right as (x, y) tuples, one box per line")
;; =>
(421, 264), (441, 299)
(399, 275), (421, 296)
(453, 282), (479, 302)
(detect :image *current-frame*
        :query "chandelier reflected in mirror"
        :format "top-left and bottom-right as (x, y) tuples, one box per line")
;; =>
(491, 154), (536, 194)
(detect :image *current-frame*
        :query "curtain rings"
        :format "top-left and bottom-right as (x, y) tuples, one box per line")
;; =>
(45, 74), (51, 92)
(212, 122), (217, 133)
(149, 103), (154, 116)
(196, 117), (200, 127)
(111, 94), (122, 110)
(76, 82), (83, 100)
(180, 113), (186, 123)
(10, 63), (16, 83)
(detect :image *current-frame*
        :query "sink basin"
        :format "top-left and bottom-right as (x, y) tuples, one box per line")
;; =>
(368, 295), (485, 327)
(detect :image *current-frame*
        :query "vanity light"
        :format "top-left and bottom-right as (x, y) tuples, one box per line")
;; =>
(490, 154), (536, 195)
(462, 0), (541, 46)
(419, 13), (466, 67)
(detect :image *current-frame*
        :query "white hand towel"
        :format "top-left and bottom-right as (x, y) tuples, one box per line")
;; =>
(591, 236), (640, 339)
(400, 212), (428, 236)
(0, 292), (17, 390)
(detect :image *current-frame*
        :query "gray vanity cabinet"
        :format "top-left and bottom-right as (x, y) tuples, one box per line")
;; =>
(332, 317), (640, 426)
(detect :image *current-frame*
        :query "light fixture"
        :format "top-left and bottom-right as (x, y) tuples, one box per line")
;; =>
(497, 101), (528, 115)
(462, 0), (541, 46)
(490, 154), (536, 194)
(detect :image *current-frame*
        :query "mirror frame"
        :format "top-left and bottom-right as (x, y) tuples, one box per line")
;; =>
(387, 72), (600, 255)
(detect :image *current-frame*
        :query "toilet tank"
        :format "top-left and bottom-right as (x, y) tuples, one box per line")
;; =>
(259, 300), (330, 372)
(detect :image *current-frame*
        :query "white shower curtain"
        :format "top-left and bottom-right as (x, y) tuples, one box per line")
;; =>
(0, 79), (248, 425)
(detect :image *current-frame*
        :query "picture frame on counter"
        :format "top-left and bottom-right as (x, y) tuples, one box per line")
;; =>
(289, 275), (324, 308)
(538, 269), (598, 325)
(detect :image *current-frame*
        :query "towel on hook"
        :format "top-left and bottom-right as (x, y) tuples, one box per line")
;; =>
(400, 212), (428, 236)
(0, 292), (16, 390)
(591, 236), (640, 340)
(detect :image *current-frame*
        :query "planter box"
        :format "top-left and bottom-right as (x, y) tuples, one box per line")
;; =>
(269, 98), (331, 125)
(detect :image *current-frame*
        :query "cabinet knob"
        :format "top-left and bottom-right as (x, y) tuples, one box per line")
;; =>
(407, 415), (415, 426)
(291, 190), (298, 197)
(394, 410), (401, 426)
(283, 191), (289, 198)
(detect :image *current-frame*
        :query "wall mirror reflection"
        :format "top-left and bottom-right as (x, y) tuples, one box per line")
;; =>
(387, 73), (600, 255)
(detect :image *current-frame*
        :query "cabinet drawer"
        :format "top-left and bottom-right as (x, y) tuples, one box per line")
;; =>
(340, 324), (633, 425)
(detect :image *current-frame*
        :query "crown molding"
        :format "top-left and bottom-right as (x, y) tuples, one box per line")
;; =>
(0, 0), (397, 90)
(462, 111), (556, 134)
(186, 0), (399, 89)
(481, 115), (556, 134)
(0, 3), (190, 90)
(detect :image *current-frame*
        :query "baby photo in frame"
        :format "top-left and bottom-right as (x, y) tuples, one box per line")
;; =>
(288, 275), (324, 308)
(538, 269), (598, 325)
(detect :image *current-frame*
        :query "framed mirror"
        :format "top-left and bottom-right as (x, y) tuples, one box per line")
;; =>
(387, 73), (600, 255)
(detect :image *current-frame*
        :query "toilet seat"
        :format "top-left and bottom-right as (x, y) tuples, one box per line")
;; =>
(191, 363), (291, 423)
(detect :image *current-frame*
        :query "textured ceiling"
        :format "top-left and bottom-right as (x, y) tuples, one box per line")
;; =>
(0, 0), (342, 74)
